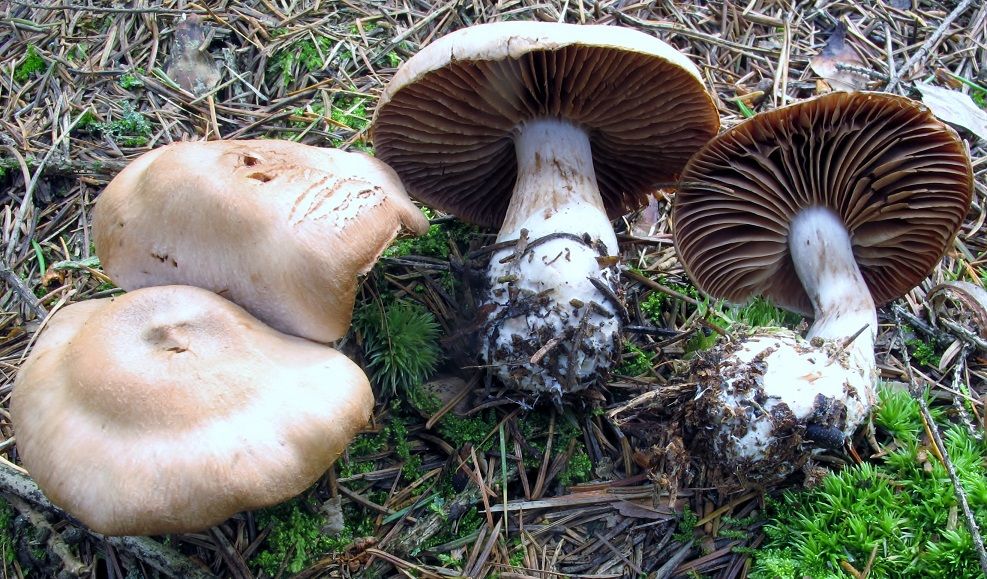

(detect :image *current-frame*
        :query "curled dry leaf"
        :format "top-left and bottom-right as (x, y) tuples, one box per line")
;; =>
(809, 24), (869, 92)
(165, 14), (221, 95)
(915, 84), (987, 141)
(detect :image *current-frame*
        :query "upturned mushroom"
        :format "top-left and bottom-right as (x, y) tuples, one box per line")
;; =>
(373, 22), (719, 394)
(672, 91), (973, 479)
(11, 285), (374, 536)
(93, 139), (429, 343)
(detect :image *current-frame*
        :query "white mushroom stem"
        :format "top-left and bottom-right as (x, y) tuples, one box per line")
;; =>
(705, 208), (880, 476)
(790, 206), (877, 368)
(498, 119), (617, 250)
(484, 119), (621, 394)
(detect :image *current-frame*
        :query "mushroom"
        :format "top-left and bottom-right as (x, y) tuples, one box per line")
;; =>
(373, 22), (719, 394)
(93, 139), (429, 343)
(672, 91), (973, 478)
(11, 285), (374, 536)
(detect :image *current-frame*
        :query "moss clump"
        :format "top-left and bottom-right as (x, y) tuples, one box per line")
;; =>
(252, 497), (372, 576)
(385, 223), (449, 259)
(404, 382), (498, 451)
(119, 68), (145, 89)
(436, 412), (497, 451)
(15, 45), (46, 83)
(906, 337), (942, 368)
(384, 210), (479, 260)
(558, 449), (593, 487)
(418, 505), (484, 554)
(269, 35), (335, 84)
(353, 299), (441, 394)
(728, 296), (801, 329)
(330, 95), (369, 132)
(750, 387), (987, 578)
(389, 415), (424, 482)
(74, 103), (153, 147)
(639, 279), (700, 324)
(615, 341), (651, 376)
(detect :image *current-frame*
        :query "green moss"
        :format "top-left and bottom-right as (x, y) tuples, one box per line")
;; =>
(390, 417), (425, 482)
(66, 43), (88, 63)
(508, 544), (526, 567)
(615, 341), (651, 376)
(405, 382), (443, 415)
(639, 291), (666, 323)
(404, 382), (497, 451)
(684, 327), (720, 354)
(330, 95), (369, 131)
(419, 506), (484, 553)
(906, 337), (941, 368)
(751, 387), (987, 577)
(674, 506), (699, 543)
(15, 45), (46, 83)
(269, 35), (335, 84)
(74, 103), (152, 147)
(385, 223), (449, 259)
(437, 412), (497, 451)
(353, 299), (441, 394)
(383, 210), (479, 260)
(119, 68), (145, 89)
(75, 110), (101, 132)
(728, 296), (801, 329)
(251, 497), (372, 576)
(558, 449), (592, 486)
(874, 386), (924, 442)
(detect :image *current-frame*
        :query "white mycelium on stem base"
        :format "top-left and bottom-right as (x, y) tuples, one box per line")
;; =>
(485, 119), (620, 394)
(713, 208), (877, 470)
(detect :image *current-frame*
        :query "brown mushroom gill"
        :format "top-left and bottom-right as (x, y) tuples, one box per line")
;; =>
(375, 44), (715, 229)
(671, 92), (973, 477)
(373, 22), (719, 394)
(674, 92), (972, 323)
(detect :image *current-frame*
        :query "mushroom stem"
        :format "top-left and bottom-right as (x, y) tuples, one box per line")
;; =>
(790, 207), (877, 375)
(484, 118), (621, 394)
(499, 119), (616, 250)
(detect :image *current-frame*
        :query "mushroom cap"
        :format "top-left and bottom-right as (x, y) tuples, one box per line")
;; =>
(11, 285), (374, 536)
(93, 140), (429, 343)
(673, 91), (974, 315)
(372, 21), (720, 228)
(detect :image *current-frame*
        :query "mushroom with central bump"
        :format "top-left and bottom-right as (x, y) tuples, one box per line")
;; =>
(11, 285), (374, 536)
(373, 22), (719, 394)
(672, 91), (973, 480)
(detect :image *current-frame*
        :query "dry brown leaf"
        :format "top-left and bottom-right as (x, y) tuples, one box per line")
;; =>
(809, 24), (869, 92)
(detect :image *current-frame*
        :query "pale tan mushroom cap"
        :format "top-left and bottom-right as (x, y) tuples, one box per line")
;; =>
(373, 21), (719, 227)
(11, 286), (374, 536)
(673, 92), (973, 315)
(93, 140), (429, 343)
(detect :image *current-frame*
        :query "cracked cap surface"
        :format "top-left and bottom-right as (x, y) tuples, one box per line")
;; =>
(93, 140), (428, 342)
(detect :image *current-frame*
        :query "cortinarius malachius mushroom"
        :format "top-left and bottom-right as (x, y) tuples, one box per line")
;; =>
(373, 22), (719, 395)
(93, 139), (429, 343)
(12, 285), (374, 536)
(673, 91), (973, 479)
